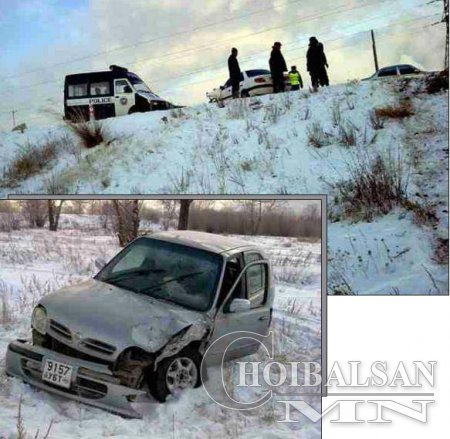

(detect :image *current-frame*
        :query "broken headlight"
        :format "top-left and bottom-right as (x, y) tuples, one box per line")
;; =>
(31, 306), (48, 335)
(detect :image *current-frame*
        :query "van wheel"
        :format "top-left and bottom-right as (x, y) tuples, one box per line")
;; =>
(128, 106), (138, 114)
(148, 347), (202, 402)
(241, 90), (250, 98)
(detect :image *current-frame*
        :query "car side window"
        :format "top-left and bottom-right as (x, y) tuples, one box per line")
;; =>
(90, 81), (110, 96)
(378, 67), (398, 77)
(399, 65), (417, 75)
(115, 79), (131, 94)
(68, 83), (88, 97)
(244, 253), (267, 308)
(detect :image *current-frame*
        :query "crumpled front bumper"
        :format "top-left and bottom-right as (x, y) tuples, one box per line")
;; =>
(5, 339), (147, 418)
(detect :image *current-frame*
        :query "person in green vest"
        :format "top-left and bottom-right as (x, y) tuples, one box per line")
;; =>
(288, 65), (303, 91)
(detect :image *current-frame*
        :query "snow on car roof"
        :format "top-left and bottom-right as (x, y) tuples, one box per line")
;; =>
(147, 230), (256, 254)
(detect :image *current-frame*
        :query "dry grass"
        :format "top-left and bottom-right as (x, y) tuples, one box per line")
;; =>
(333, 151), (409, 221)
(64, 109), (107, 149)
(1, 139), (60, 187)
(307, 122), (331, 148)
(374, 101), (414, 119)
(432, 237), (449, 265)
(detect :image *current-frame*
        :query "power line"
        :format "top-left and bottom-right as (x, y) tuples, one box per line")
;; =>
(0, 0), (422, 96)
(0, 0), (311, 82)
(0, 0), (395, 96)
(0, 16), (437, 120)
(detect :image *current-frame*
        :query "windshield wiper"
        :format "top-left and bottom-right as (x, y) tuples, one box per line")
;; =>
(138, 270), (206, 295)
(102, 268), (166, 284)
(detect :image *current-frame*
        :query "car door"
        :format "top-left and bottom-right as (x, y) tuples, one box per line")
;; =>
(114, 79), (135, 116)
(206, 253), (271, 365)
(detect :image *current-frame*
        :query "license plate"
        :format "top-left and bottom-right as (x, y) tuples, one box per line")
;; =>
(42, 359), (73, 389)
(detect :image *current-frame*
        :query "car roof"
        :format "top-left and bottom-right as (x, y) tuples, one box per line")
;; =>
(146, 230), (258, 254)
(379, 64), (415, 70)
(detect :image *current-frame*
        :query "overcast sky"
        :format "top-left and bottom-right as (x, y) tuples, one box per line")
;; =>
(0, 0), (445, 130)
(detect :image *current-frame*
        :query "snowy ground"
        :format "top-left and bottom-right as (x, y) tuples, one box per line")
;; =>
(0, 77), (447, 295)
(0, 219), (322, 438)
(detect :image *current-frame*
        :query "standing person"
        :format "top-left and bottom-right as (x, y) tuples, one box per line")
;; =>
(318, 42), (329, 86)
(228, 47), (241, 99)
(307, 36), (329, 90)
(269, 41), (288, 93)
(288, 65), (303, 91)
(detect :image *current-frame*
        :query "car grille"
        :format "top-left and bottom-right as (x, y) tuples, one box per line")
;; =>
(21, 359), (107, 400)
(80, 338), (116, 356)
(48, 320), (116, 358)
(49, 320), (72, 341)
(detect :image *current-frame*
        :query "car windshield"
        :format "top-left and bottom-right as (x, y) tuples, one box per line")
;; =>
(127, 72), (153, 93)
(95, 237), (223, 311)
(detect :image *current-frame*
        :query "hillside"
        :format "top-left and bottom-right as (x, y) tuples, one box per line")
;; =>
(0, 75), (448, 294)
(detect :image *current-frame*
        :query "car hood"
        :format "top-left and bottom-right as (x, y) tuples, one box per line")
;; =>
(40, 278), (209, 355)
(136, 91), (166, 102)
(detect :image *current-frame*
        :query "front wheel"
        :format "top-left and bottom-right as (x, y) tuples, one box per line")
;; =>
(148, 347), (202, 402)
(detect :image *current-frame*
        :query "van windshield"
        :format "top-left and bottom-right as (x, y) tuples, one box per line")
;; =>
(95, 237), (223, 312)
(127, 73), (153, 93)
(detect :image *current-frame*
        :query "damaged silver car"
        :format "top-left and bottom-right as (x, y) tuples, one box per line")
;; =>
(6, 231), (274, 418)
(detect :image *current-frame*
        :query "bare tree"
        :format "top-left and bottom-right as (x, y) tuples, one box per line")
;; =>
(48, 200), (65, 232)
(21, 200), (47, 228)
(178, 199), (193, 230)
(112, 200), (141, 246)
(160, 200), (178, 230)
(241, 200), (277, 235)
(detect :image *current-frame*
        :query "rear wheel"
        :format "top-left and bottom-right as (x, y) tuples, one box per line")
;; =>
(241, 90), (250, 98)
(148, 347), (202, 402)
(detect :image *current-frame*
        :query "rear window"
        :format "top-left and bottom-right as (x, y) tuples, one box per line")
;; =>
(399, 65), (420, 75)
(246, 69), (270, 77)
(68, 83), (88, 97)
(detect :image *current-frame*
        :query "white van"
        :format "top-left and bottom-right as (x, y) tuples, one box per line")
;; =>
(64, 65), (175, 121)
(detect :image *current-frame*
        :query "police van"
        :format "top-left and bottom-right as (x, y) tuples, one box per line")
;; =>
(64, 65), (174, 121)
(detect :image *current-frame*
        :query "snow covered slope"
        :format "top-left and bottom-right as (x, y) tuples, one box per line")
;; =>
(0, 76), (447, 295)
(0, 223), (322, 438)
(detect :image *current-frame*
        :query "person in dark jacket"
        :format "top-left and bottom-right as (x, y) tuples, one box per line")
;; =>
(228, 47), (241, 99)
(269, 41), (288, 93)
(307, 37), (329, 90)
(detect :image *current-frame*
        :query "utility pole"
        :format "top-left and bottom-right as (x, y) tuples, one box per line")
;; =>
(444, 0), (449, 70)
(371, 29), (379, 73)
(11, 110), (17, 129)
(429, 0), (449, 69)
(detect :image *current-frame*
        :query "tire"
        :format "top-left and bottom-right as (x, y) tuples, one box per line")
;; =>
(148, 347), (202, 402)
(128, 106), (138, 114)
(241, 89), (250, 98)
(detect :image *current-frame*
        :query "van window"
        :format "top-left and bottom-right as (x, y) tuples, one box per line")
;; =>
(116, 79), (131, 94)
(90, 81), (110, 96)
(244, 253), (267, 308)
(399, 65), (419, 75)
(68, 83), (88, 97)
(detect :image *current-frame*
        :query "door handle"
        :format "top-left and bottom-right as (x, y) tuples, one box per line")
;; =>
(259, 315), (269, 321)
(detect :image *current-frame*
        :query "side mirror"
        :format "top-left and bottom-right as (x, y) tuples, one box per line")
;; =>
(95, 257), (107, 270)
(229, 298), (251, 313)
(123, 85), (133, 94)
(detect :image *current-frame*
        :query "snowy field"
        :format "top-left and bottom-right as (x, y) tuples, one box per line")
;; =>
(0, 77), (447, 295)
(0, 218), (322, 438)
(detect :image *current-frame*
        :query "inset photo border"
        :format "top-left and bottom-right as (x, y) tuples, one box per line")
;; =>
(0, 195), (326, 438)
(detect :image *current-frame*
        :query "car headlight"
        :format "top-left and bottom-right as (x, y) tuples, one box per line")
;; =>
(32, 306), (48, 335)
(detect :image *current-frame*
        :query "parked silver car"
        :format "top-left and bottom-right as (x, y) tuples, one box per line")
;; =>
(6, 231), (274, 418)
(362, 64), (425, 80)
